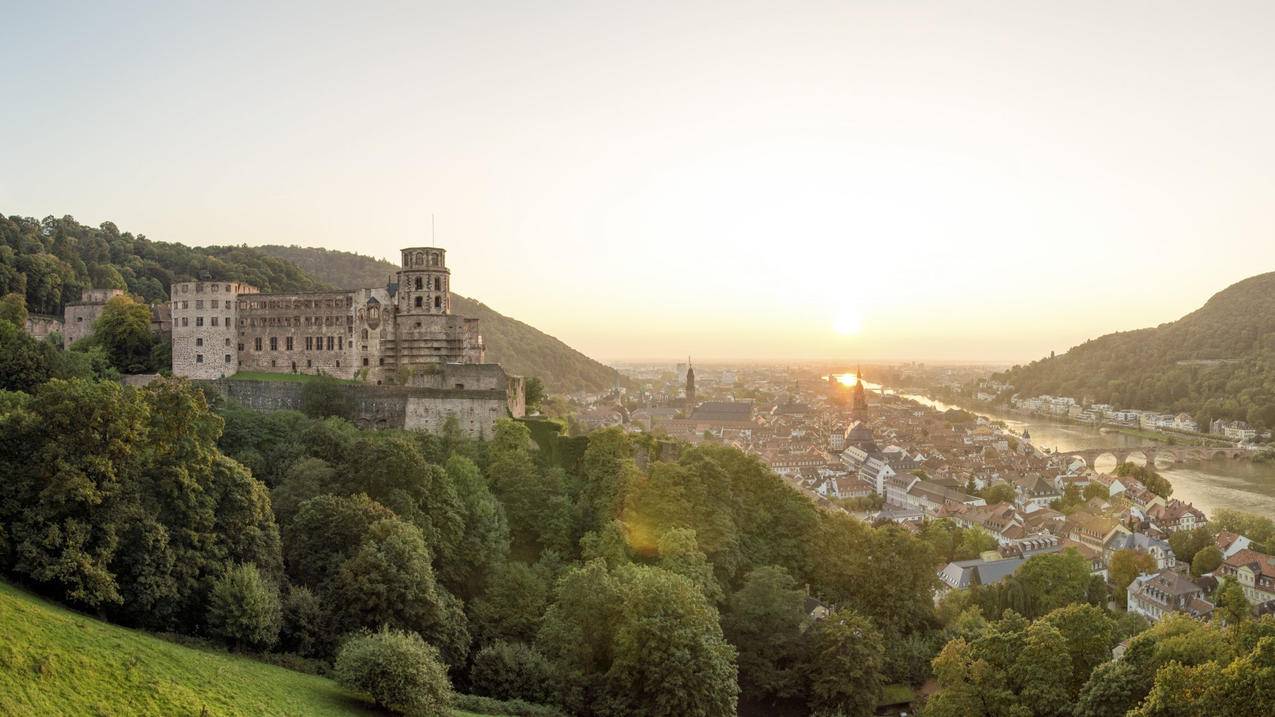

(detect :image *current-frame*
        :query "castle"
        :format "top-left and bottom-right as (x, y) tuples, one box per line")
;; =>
(170, 246), (524, 436)
(172, 247), (486, 382)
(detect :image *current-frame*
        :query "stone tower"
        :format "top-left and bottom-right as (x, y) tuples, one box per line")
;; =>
(397, 247), (451, 316)
(685, 357), (696, 414)
(852, 364), (868, 419)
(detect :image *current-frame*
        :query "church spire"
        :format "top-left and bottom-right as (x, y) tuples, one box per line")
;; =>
(852, 364), (868, 419)
(685, 356), (696, 415)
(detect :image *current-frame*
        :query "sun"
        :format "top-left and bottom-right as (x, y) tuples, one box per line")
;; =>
(833, 308), (862, 336)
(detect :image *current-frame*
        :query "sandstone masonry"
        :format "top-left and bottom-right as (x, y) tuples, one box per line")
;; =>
(172, 246), (523, 436)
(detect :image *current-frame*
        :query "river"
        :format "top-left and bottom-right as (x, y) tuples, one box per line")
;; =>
(833, 374), (1275, 518)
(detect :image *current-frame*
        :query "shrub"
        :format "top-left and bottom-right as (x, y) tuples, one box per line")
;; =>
(469, 641), (557, 705)
(454, 694), (567, 717)
(334, 628), (453, 716)
(279, 585), (328, 658)
(206, 563), (282, 650)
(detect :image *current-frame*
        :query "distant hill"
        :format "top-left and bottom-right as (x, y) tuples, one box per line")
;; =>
(256, 245), (622, 394)
(995, 272), (1275, 429)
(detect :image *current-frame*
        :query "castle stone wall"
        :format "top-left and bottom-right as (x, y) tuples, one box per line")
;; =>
(201, 370), (523, 439)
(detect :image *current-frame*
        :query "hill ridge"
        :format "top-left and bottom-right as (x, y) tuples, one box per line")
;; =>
(995, 270), (1275, 429)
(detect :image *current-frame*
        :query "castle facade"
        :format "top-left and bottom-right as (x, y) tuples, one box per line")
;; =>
(171, 247), (486, 383)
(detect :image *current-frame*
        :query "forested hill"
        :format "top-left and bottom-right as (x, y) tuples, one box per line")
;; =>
(255, 245), (622, 394)
(995, 271), (1275, 428)
(0, 214), (324, 315)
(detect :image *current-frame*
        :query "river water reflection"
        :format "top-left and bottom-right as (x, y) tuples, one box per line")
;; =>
(835, 375), (1275, 518)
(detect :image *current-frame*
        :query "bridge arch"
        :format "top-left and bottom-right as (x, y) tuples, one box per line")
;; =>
(1092, 452), (1120, 473)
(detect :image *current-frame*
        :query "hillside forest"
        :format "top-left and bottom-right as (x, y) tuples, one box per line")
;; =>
(994, 272), (1275, 429)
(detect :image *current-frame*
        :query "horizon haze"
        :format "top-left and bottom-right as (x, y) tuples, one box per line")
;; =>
(5, 1), (1275, 363)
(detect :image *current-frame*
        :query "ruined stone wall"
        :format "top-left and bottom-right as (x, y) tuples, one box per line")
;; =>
(62, 288), (125, 346)
(201, 378), (520, 438)
(24, 315), (63, 341)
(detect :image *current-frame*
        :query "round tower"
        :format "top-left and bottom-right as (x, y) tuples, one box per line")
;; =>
(397, 247), (451, 316)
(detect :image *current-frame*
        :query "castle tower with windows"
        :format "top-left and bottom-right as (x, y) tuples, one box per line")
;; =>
(397, 247), (451, 316)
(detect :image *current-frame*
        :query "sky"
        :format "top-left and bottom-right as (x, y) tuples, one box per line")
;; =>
(4, 1), (1275, 364)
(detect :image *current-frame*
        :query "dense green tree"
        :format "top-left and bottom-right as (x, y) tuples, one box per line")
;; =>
(992, 549), (1102, 618)
(88, 294), (160, 372)
(342, 432), (465, 578)
(1109, 549), (1158, 608)
(1168, 526), (1220, 567)
(921, 519), (999, 563)
(0, 319), (54, 391)
(335, 628), (454, 717)
(927, 610), (1074, 717)
(0, 376), (280, 630)
(443, 454), (509, 599)
(575, 428), (640, 537)
(332, 517), (466, 665)
(279, 584), (327, 657)
(1191, 545), (1223, 577)
(579, 519), (632, 567)
(804, 610), (885, 717)
(486, 419), (574, 556)
(808, 513), (938, 634)
(1009, 621), (1072, 717)
(284, 493), (396, 590)
(469, 560), (551, 646)
(0, 292), (28, 326)
(537, 560), (738, 717)
(1039, 603), (1116, 694)
(1073, 660), (1145, 717)
(270, 457), (338, 529)
(656, 528), (723, 604)
(121, 378), (281, 627)
(1, 379), (148, 607)
(524, 376), (545, 411)
(1130, 636), (1275, 717)
(1217, 578), (1250, 626)
(1214, 509), (1275, 551)
(206, 563), (282, 650)
(721, 566), (809, 701)
(469, 641), (558, 705)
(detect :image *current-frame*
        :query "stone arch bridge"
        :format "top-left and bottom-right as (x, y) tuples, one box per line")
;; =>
(1054, 445), (1249, 468)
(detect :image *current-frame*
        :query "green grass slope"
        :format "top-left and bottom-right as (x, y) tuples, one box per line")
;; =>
(253, 245), (622, 394)
(996, 271), (1275, 428)
(0, 581), (490, 717)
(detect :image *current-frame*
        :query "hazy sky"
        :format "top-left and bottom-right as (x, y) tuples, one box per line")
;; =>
(5, 2), (1275, 363)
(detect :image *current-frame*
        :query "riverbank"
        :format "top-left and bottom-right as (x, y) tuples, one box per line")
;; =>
(841, 374), (1275, 518)
(890, 388), (1239, 451)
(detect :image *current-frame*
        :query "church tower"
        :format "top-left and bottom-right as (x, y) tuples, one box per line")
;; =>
(396, 247), (451, 317)
(685, 358), (696, 415)
(852, 364), (868, 420)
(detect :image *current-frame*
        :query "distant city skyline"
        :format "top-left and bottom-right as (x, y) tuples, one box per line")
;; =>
(6, 2), (1275, 363)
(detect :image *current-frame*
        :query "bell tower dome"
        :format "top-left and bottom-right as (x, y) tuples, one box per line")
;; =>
(397, 247), (451, 316)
